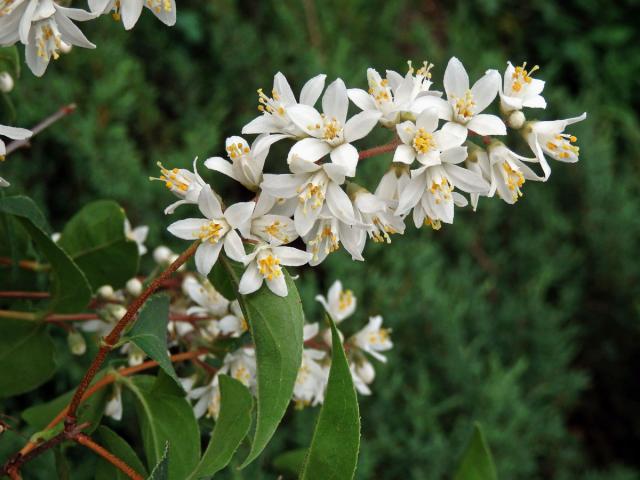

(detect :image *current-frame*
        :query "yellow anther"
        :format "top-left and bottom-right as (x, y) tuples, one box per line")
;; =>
(511, 62), (540, 93)
(412, 128), (436, 154)
(258, 254), (282, 280)
(453, 90), (476, 120)
(338, 290), (353, 311)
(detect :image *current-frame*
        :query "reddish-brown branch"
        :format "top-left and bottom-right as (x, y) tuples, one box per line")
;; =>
(0, 257), (44, 271)
(65, 241), (200, 426)
(0, 291), (50, 299)
(75, 434), (144, 480)
(358, 139), (401, 160)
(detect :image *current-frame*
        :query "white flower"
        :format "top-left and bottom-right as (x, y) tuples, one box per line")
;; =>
(187, 375), (221, 419)
(293, 323), (328, 407)
(242, 72), (327, 137)
(351, 188), (405, 245)
(243, 212), (298, 246)
(374, 163), (411, 208)
(104, 384), (123, 421)
(396, 146), (489, 227)
(303, 213), (363, 265)
(261, 158), (356, 237)
(415, 57), (505, 137)
(124, 218), (148, 255)
(238, 243), (312, 297)
(468, 142), (542, 209)
(0, 0), (96, 77)
(217, 300), (248, 338)
(167, 185), (252, 276)
(347, 62), (438, 128)
(394, 108), (467, 167)
(352, 315), (392, 363)
(88, 0), (175, 30)
(152, 158), (207, 214)
(500, 62), (546, 112)
(350, 364), (371, 395)
(315, 280), (356, 323)
(524, 113), (587, 180)
(121, 343), (146, 366)
(182, 275), (230, 317)
(221, 347), (257, 392)
(205, 134), (286, 191)
(286, 78), (382, 177)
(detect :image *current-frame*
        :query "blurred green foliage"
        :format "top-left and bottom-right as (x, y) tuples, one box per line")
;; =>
(2, 0), (640, 478)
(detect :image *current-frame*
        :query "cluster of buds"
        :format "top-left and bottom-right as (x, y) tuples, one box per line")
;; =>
(157, 58), (585, 292)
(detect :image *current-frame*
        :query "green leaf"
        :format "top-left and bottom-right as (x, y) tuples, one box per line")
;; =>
(123, 376), (200, 479)
(220, 255), (304, 467)
(0, 320), (56, 398)
(300, 317), (360, 480)
(95, 426), (148, 480)
(187, 375), (253, 479)
(58, 200), (139, 290)
(0, 45), (20, 79)
(148, 443), (170, 480)
(272, 448), (308, 477)
(123, 294), (180, 387)
(22, 372), (109, 434)
(0, 196), (92, 313)
(453, 423), (498, 480)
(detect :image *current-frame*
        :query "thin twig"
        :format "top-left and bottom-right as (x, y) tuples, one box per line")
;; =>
(0, 291), (50, 299)
(5, 104), (77, 156)
(358, 139), (401, 160)
(75, 434), (144, 480)
(0, 257), (45, 271)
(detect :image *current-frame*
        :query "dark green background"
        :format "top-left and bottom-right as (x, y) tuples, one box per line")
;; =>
(2, 0), (639, 478)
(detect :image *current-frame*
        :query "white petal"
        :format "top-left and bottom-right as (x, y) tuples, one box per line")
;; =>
(347, 88), (377, 111)
(198, 185), (223, 219)
(195, 241), (223, 276)
(440, 146), (468, 165)
(393, 144), (416, 165)
(242, 115), (276, 135)
(443, 57), (469, 99)
(148, 0), (176, 26)
(326, 182), (356, 225)
(238, 262), (263, 295)
(411, 96), (452, 120)
(204, 156), (237, 181)
(344, 111), (381, 142)
(435, 122), (467, 150)
(444, 164), (489, 193)
(274, 246), (312, 266)
(329, 143), (359, 177)
(294, 203), (322, 237)
(267, 274), (288, 297)
(416, 108), (439, 132)
(0, 125), (32, 140)
(261, 173), (305, 198)
(470, 70), (500, 113)
(167, 218), (208, 240)
(322, 78), (349, 124)
(396, 170), (427, 215)
(287, 105), (323, 137)
(274, 72), (296, 105)
(54, 12), (95, 48)
(121, 0), (144, 29)
(466, 114), (506, 136)
(19, 0), (37, 45)
(396, 121), (416, 145)
(300, 74), (327, 106)
(224, 202), (255, 229)
(289, 137), (331, 162)
(223, 230), (246, 262)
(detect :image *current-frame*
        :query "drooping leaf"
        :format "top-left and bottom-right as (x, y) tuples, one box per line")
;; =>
(300, 317), (360, 480)
(58, 200), (139, 290)
(0, 319), (56, 398)
(147, 443), (170, 480)
(0, 196), (91, 313)
(187, 375), (253, 479)
(122, 294), (179, 387)
(123, 375), (200, 479)
(453, 423), (498, 480)
(95, 426), (148, 480)
(219, 255), (304, 467)
(272, 448), (308, 478)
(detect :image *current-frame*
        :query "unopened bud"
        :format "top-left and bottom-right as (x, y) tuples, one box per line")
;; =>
(67, 331), (86, 356)
(507, 110), (526, 130)
(153, 246), (172, 265)
(128, 345), (145, 366)
(356, 361), (375, 384)
(102, 303), (127, 323)
(126, 278), (143, 297)
(0, 72), (14, 93)
(59, 41), (72, 54)
(97, 284), (115, 300)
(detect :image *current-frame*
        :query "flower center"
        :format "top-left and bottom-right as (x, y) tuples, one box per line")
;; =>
(368, 328), (390, 345)
(226, 141), (250, 160)
(368, 78), (392, 105)
(0, 0), (18, 16)
(198, 221), (226, 244)
(258, 254), (282, 280)
(452, 90), (476, 121)
(36, 21), (62, 61)
(263, 220), (290, 243)
(425, 217), (442, 230)
(429, 177), (453, 204)
(370, 217), (398, 243)
(545, 133), (580, 159)
(146, 0), (172, 14)
(501, 162), (525, 200)
(297, 175), (326, 213)
(412, 128), (436, 154)
(233, 365), (251, 386)
(321, 116), (343, 142)
(308, 222), (339, 261)
(257, 88), (286, 116)
(338, 290), (353, 311)
(152, 162), (190, 194)
(511, 62), (539, 93)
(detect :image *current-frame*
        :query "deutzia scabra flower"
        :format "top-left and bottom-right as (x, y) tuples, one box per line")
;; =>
(182, 275), (230, 317)
(0, 0), (96, 76)
(303, 213), (364, 265)
(242, 212), (298, 246)
(217, 300), (248, 338)
(416, 57), (505, 137)
(374, 163), (411, 208)
(287, 78), (381, 177)
(104, 384), (123, 420)
(315, 280), (357, 323)
(124, 218), (148, 255)
(205, 134), (285, 192)
(348, 62), (438, 128)
(352, 315), (392, 363)
(221, 347), (257, 392)
(88, 0), (176, 30)
(293, 323), (328, 407)
(167, 185), (251, 276)
(243, 72), (327, 137)
(500, 61), (546, 112)
(238, 243), (312, 297)
(186, 375), (221, 419)
(350, 187), (405, 246)
(0, 123), (31, 186)
(152, 158), (207, 214)
(524, 113), (587, 180)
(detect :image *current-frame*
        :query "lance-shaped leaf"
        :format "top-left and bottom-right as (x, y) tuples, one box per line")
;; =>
(187, 375), (253, 479)
(95, 426), (148, 480)
(124, 376), (200, 479)
(122, 294), (179, 387)
(58, 200), (139, 290)
(299, 317), (360, 480)
(0, 319), (56, 398)
(453, 423), (498, 480)
(0, 196), (91, 313)
(219, 255), (304, 467)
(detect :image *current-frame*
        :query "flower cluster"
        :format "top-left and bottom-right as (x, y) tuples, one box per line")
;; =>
(0, 0), (176, 76)
(159, 58), (586, 288)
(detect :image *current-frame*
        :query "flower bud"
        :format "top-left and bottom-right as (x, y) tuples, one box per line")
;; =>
(322, 327), (344, 347)
(97, 284), (115, 300)
(0, 72), (14, 93)
(102, 303), (127, 323)
(507, 110), (526, 130)
(125, 277), (143, 297)
(356, 360), (375, 384)
(153, 245), (172, 265)
(67, 331), (86, 356)
(128, 345), (145, 366)
(59, 41), (72, 54)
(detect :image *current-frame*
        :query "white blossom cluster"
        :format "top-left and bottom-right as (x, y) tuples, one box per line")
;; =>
(72, 227), (390, 420)
(158, 58), (586, 296)
(0, 0), (176, 77)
